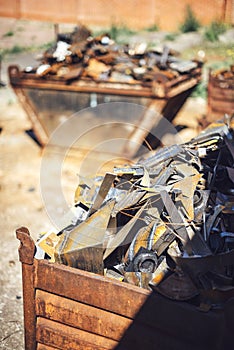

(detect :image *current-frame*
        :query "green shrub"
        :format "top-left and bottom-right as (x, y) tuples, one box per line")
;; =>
(112, 24), (135, 39)
(106, 22), (136, 43)
(204, 21), (228, 42)
(191, 82), (207, 99)
(165, 33), (178, 41)
(39, 41), (55, 50)
(9, 45), (25, 54)
(109, 22), (118, 41)
(1, 45), (25, 56)
(180, 5), (200, 33)
(3, 30), (14, 37)
(145, 23), (159, 32)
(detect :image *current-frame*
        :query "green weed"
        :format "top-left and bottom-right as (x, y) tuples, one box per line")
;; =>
(109, 23), (136, 42)
(145, 23), (159, 32)
(165, 33), (178, 41)
(204, 21), (228, 42)
(3, 31), (14, 37)
(180, 5), (200, 33)
(9, 45), (25, 54)
(191, 82), (207, 99)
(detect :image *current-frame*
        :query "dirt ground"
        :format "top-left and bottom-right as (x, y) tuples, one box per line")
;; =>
(0, 18), (210, 349)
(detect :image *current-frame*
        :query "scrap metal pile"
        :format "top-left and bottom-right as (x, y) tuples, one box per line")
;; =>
(211, 64), (234, 87)
(37, 120), (234, 307)
(24, 25), (200, 86)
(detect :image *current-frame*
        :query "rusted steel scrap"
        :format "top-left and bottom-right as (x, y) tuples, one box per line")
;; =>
(211, 64), (234, 82)
(8, 25), (203, 152)
(37, 120), (234, 307)
(23, 25), (201, 86)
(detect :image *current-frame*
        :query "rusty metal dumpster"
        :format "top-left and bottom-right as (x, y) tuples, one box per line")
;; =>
(17, 226), (234, 350)
(8, 64), (202, 158)
(207, 66), (234, 123)
(8, 29), (203, 157)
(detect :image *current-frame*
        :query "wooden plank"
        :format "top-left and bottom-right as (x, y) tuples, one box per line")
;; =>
(34, 259), (149, 319)
(36, 317), (117, 350)
(35, 290), (132, 341)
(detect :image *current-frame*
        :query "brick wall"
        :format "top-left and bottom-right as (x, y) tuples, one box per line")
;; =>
(0, 0), (233, 31)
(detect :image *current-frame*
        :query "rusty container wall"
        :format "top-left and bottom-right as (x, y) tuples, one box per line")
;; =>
(207, 69), (234, 123)
(16, 227), (234, 350)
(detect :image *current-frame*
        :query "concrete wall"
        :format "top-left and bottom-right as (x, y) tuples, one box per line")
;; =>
(0, 0), (233, 31)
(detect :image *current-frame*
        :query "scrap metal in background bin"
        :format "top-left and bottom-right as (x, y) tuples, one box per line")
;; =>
(8, 25), (203, 156)
(37, 119), (234, 309)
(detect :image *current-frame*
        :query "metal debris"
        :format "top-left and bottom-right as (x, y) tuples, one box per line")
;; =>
(8, 25), (203, 153)
(37, 120), (234, 308)
(23, 25), (202, 86)
(211, 64), (234, 83)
